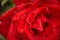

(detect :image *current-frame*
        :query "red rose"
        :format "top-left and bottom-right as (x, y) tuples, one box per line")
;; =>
(0, 0), (60, 40)
(0, 3), (31, 38)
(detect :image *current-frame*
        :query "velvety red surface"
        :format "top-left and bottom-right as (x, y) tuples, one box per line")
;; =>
(0, 0), (60, 40)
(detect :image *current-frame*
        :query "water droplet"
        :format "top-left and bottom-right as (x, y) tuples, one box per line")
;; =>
(15, 11), (17, 13)
(20, 29), (24, 33)
(53, 25), (55, 28)
(14, 17), (19, 21)
(17, 18), (19, 20)
(46, 7), (49, 11)
(21, 16), (24, 18)
(0, 21), (2, 24)
(52, 4), (55, 7)
(48, 35), (51, 38)
(52, 4), (57, 8)
(14, 32), (15, 33)
(29, 23), (31, 25)
(53, 28), (55, 31)
(43, 36), (46, 39)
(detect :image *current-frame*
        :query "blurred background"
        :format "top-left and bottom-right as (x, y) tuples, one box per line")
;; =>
(0, 0), (14, 40)
(0, 0), (14, 15)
